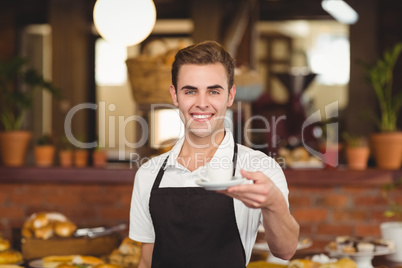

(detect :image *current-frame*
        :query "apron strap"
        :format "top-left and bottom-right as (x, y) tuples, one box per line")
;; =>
(232, 143), (238, 177)
(152, 156), (169, 190)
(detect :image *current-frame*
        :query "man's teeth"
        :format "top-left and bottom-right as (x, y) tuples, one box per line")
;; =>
(193, 114), (212, 119)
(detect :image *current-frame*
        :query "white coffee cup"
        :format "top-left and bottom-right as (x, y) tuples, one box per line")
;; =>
(206, 160), (233, 182)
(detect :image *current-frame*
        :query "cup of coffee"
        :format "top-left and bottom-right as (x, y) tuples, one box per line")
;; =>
(206, 160), (233, 182)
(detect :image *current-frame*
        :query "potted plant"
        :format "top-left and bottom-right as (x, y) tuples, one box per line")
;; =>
(0, 56), (59, 166)
(362, 42), (402, 170)
(34, 134), (55, 167)
(380, 178), (402, 262)
(74, 148), (88, 167)
(58, 135), (73, 167)
(90, 136), (107, 167)
(92, 147), (107, 167)
(342, 133), (370, 170)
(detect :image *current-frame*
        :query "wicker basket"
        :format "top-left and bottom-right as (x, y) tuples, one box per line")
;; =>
(126, 55), (173, 104)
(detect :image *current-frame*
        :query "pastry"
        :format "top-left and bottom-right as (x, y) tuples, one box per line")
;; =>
(331, 236), (394, 253)
(42, 255), (76, 268)
(54, 221), (77, 238)
(32, 213), (50, 229)
(109, 238), (141, 267)
(288, 259), (321, 268)
(34, 225), (54, 240)
(0, 250), (23, 265)
(0, 238), (10, 252)
(118, 238), (141, 255)
(341, 246), (356, 254)
(22, 212), (76, 239)
(319, 258), (357, 268)
(356, 242), (374, 253)
(43, 255), (103, 268)
(93, 264), (123, 268)
(71, 255), (104, 266)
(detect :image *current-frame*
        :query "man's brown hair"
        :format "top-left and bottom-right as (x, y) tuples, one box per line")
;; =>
(171, 40), (235, 91)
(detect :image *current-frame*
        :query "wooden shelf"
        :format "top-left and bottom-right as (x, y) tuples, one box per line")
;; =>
(0, 165), (136, 184)
(0, 166), (400, 186)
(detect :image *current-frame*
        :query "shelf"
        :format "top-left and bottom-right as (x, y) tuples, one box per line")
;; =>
(1, 166), (400, 186)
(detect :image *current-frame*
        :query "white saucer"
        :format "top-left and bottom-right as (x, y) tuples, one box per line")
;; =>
(29, 259), (44, 268)
(195, 176), (247, 190)
(253, 237), (312, 252)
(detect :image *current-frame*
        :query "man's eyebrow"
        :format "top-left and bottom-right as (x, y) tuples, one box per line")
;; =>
(180, 85), (197, 90)
(179, 84), (224, 90)
(207, 84), (224, 89)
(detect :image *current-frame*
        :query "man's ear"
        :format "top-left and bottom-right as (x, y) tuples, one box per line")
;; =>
(227, 85), (236, 107)
(170, 85), (179, 106)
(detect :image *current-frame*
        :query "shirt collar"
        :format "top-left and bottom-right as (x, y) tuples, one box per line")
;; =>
(165, 129), (235, 170)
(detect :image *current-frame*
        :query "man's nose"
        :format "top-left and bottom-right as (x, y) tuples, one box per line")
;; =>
(195, 93), (209, 108)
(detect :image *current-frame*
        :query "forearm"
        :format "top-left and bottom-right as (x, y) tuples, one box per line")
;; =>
(261, 196), (299, 260)
(138, 243), (154, 268)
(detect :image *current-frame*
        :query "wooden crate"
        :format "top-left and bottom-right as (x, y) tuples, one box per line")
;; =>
(21, 234), (119, 260)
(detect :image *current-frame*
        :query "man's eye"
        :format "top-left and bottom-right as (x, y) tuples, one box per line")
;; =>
(185, 90), (196, 95)
(210, 90), (219, 95)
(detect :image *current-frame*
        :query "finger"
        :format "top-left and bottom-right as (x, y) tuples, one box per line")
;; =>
(240, 169), (255, 181)
(227, 183), (267, 194)
(240, 170), (267, 183)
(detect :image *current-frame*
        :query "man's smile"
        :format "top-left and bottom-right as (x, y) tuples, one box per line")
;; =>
(191, 113), (214, 121)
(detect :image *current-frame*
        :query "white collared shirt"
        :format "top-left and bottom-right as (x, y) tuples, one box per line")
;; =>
(129, 131), (289, 264)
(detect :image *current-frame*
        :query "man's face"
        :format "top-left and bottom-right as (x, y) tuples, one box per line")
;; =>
(170, 63), (236, 141)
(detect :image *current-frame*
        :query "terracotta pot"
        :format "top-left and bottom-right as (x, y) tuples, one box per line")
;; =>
(59, 150), (73, 167)
(34, 145), (55, 167)
(345, 146), (370, 170)
(371, 132), (402, 170)
(74, 149), (88, 167)
(92, 150), (107, 167)
(0, 131), (31, 166)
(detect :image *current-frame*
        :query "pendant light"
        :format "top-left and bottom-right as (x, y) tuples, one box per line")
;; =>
(322, 0), (358, 25)
(93, 0), (157, 46)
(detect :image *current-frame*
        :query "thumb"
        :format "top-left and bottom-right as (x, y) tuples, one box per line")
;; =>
(240, 169), (259, 182)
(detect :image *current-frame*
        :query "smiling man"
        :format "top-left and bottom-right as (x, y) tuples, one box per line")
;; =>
(129, 40), (299, 268)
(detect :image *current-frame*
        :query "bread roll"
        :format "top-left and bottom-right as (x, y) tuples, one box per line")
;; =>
(93, 265), (123, 268)
(34, 225), (54, 240)
(54, 221), (77, 238)
(288, 259), (320, 268)
(319, 258), (356, 268)
(23, 212), (75, 239)
(0, 250), (23, 265)
(32, 213), (49, 229)
(42, 255), (75, 263)
(20, 228), (32, 239)
(0, 238), (10, 252)
(56, 265), (77, 268)
(291, 147), (310, 162)
(42, 255), (75, 268)
(72, 255), (104, 266)
(118, 238), (140, 255)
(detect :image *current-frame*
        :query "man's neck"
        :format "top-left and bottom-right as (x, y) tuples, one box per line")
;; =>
(177, 130), (226, 171)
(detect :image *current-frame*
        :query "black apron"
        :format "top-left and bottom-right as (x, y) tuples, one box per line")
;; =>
(149, 144), (246, 268)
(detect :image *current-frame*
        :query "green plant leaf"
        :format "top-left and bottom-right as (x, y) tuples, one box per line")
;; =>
(0, 56), (61, 130)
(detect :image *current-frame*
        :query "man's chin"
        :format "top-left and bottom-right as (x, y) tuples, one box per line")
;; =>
(188, 129), (212, 138)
